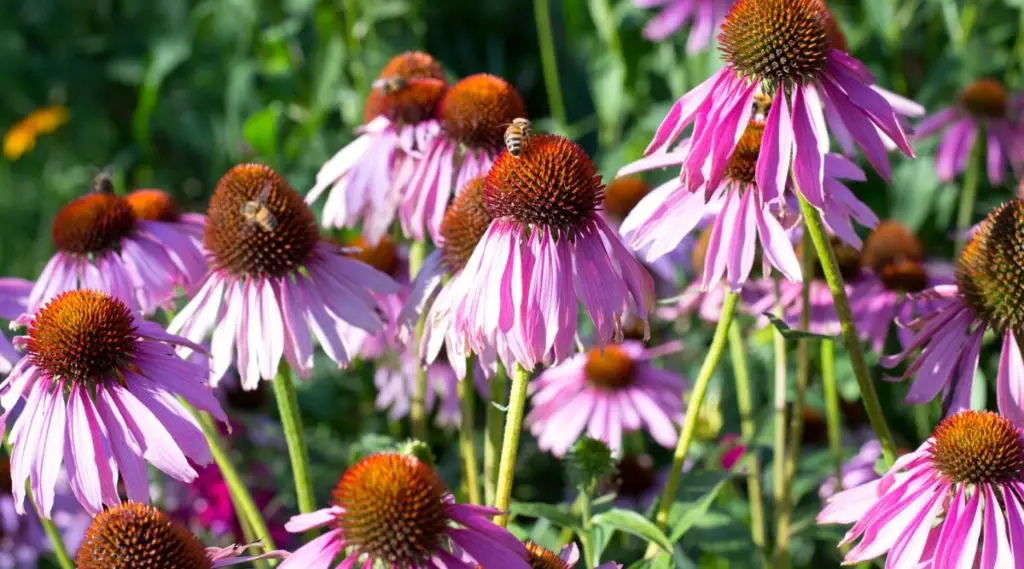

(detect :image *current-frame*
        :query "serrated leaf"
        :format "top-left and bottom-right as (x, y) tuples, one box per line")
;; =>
(667, 472), (732, 542)
(509, 502), (580, 530)
(591, 508), (673, 553)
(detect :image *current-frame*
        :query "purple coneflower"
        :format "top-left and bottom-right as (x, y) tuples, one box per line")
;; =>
(451, 134), (655, 369)
(401, 176), (505, 377)
(621, 120), (875, 289)
(0, 278), (31, 373)
(883, 198), (1024, 421)
(343, 235), (409, 361)
(1, 290), (226, 517)
(169, 163), (398, 389)
(818, 410), (1024, 566)
(307, 52), (448, 244)
(28, 176), (205, 315)
(633, 0), (732, 53)
(527, 341), (686, 457)
(75, 502), (285, 568)
(916, 78), (1024, 185)
(124, 188), (208, 299)
(509, 542), (621, 569)
(644, 0), (913, 209)
(280, 453), (530, 568)
(402, 73), (527, 243)
(818, 438), (882, 500)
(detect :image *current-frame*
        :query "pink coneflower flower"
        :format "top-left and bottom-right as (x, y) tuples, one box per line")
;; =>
(527, 341), (686, 456)
(280, 453), (530, 569)
(1, 289), (226, 517)
(634, 0), (732, 53)
(849, 220), (953, 353)
(452, 134), (655, 370)
(307, 52), (448, 244)
(169, 163), (398, 389)
(916, 78), (1024, 185)
(622, 121), (875, 290)
(0, 278), (31, 373)
(343, 235), (409, 361)
(818, 438), (882, 500)
(28, 174), (205, 315)
(75, 502), (285, 568)
(883, 198), (1024, 421)
(401, 176), (505, 377)
(818, 410), (1024, 566)
(402, 73), (527, 243)
(645, 0), (913, 208)
(124, 188), (208, 298)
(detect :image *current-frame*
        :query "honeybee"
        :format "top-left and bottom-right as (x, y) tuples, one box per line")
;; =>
(91, 169), (115, 194)
(241, 184), (278, 232)
(504, 118), (532, 157)
(373, 76), (407, 96)
(752, 92), (772, 118)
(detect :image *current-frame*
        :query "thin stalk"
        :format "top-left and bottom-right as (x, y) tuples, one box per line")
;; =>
(579, 481), (596, 569)
(533, 0), (567, 128)
(182, 400), (277, 551)
(647, 291), (740, 555)
(796, 194), (897, 465)
(771, 278), (788, 513)
(821, 339), (844, 493)
(459, 356), (482, 504)
(777, 243), (815, 569)
(272, 364), (317, 514)
(38, 504), (74, 569)
(409, 240), (429, 440)
(955, 128), (984, 252)
(493, 364), (530, 526)
(484, 366), (508, 505)
(728, 322), (767, 557)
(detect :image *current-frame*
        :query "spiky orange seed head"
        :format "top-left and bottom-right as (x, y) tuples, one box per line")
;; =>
(931, 411), (1024, 484)
(332, 453), (451, 565)
(956, 199), (1024, 333)
(439, 176), (493, 273)
(583, 345), (635, 390)
(524, 542), (571, 569)
(363, 51), (447, 125)
(26, 290), (137, 385)
(345, 235), (400, 277)
(204, 163), (319, 278)
(51, 192), (135, 255)
(959, 79), (1009, 119)
(724, 121), (766, 185)
(75, 502), (211, 569)
(125, 189), (180, 222)
(438, 74), (527, 151)
(603, 177), (650, 221)
(719, 0), (832, 84)
(483, 134), (602, 231)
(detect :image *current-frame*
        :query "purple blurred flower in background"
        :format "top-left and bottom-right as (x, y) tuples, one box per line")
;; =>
(818, 438), (882, 500)
(0, 278), (31, 374)
(634, 0), (732, 53)
(307, 52), (447, 244)
(916, 78), (1024, 185)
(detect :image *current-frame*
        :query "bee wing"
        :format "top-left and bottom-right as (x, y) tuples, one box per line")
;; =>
(258, 182), (272, 203)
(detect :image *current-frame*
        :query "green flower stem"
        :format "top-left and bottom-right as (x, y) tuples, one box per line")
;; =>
(649, 291), (740, 546)
(533, 0), (567, 128)
(409, 240), (429, 441)
(493, 364), (530, 526)
(777, 243), (814, 569)
(272, 363), (317, 514)
(821, 339), (845, 493)
(181, 400), (277, 552)
(771, 279), (788, 517)
(37, 501), (74, 569)
(796, 193), (897, 465)
(484, 367), (509, 505)
(727, 322), (767, 558)
(459, 356), (482, 504)
(955, 127), (984, 252)
(579, 481), (596, 569)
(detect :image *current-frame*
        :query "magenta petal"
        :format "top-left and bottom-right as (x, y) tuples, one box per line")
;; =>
(755, 89), (793, 203)
(791, 86), (826, 207)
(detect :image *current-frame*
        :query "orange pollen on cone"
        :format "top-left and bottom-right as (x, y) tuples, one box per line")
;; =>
(439, 176), (493, 273)
(603, 177), (651, 221)
(719, 0), (832, 84)
(438, 74), (527, 151)
(75, 502), (211, 569)
(51, 192), (135, 255)
(345, 235), (400, 277)
(583, 345), (635, 390)
(930, 410), (1024, 484)
(959, 79), (1009, 119)
(724, 121), (766, 185)
(125, 189), (180, 222)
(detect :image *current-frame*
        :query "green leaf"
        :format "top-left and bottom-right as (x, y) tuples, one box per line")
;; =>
(242, 102), (284, 162)
(667, 472), (733, 542)
(762, 313), (833, 341)
(133, 35), (192, 152)
(509, 502), (580, 530)
(591, 508), (673, 553)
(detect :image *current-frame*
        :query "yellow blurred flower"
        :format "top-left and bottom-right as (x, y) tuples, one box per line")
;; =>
(3, 105), (69, 160)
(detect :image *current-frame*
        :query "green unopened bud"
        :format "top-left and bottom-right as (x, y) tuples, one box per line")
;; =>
(566, 437), (617, 489)
(397, 439), (436, 467)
